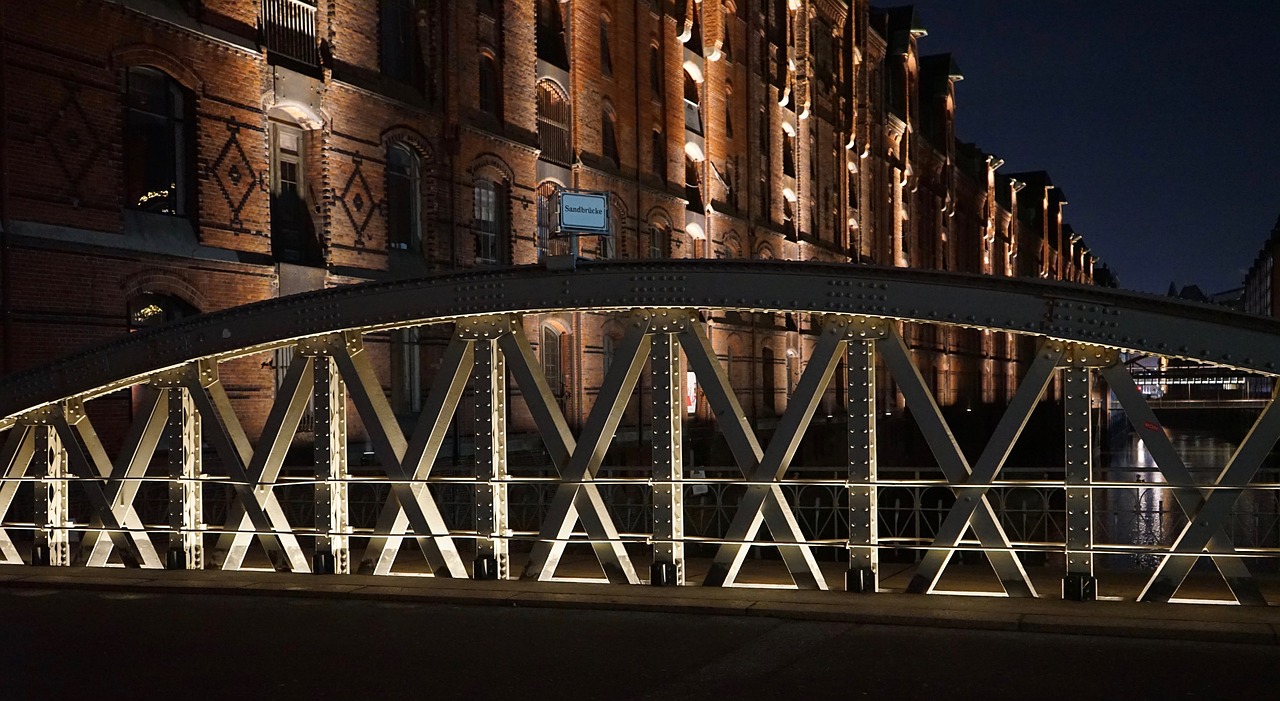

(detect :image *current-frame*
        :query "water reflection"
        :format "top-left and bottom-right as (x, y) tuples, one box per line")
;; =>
(1098, 424), (1280, 570)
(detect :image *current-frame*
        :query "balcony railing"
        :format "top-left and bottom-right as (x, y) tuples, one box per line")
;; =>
(262, 0), (319, 67)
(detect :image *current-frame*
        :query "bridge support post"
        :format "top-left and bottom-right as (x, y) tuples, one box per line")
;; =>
(650, 332), (683, 586)
(474, 339), (508, 580)
(29, 412), (69, 566)
(165, 386), (204, 570)
(847, 335), (878, 593)
(312, 356), (349, 575)
(1062, 348), (1095, 601)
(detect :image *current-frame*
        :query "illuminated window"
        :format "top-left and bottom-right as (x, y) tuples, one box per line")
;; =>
(536, 81), (572, 166)
(386, 144), (420, 251)
(270, 121), (318, 264)
(124, 66), (189, 216)
(536, 181), (569, 260)
(473, 179), (507, 265)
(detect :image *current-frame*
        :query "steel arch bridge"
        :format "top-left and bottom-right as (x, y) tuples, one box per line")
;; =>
(2, 260), (1279, 605)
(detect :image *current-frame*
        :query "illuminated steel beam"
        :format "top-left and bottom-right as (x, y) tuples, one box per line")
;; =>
(680, 313), (827, 589)
(517, 314), (648, 584)
(331, 333), (468, 578)
(846, 318), (888, 592)
(0, 426), (33, 563)
(185, 364), (309, 572)
(1102, 363), (1265, 604)
(360, 335), (473, 575)
(77, 386), (169, 567)
(891, 329), (1048, 598)
(29, 412), (69, 566)
(1136, 391), (1280, 604)
(11, 262), (1280, 434)
(311, 355), (348, 574)
(650, 326), (684, 586)
(1062, 345), (1104, 600)
(473, 338), (508, 580)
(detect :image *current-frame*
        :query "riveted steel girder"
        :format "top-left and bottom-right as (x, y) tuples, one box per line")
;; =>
(8, 262), (1280, 431)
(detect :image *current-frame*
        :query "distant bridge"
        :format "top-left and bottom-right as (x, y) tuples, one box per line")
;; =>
(1, 261), (1278, 605)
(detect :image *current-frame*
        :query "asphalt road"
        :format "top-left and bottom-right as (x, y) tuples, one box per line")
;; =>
(1, 587), (1275, 700)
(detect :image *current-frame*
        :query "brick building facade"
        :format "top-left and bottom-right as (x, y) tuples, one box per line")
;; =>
(0, 1), (1098, 446)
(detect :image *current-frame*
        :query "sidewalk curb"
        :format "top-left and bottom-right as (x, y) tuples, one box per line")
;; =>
(2, 570), (1277, 646)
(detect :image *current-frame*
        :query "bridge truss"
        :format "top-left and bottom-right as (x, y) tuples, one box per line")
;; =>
(1, 261), (1279, 604)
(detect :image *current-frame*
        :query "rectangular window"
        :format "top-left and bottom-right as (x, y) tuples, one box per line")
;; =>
(651, 130), (665, 179)
(649, 46), (662, 98)
(474, 181), (504, 265)
(381, 0), (421, 85)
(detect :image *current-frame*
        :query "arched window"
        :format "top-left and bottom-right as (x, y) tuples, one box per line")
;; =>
(601, 105), (619, 165)
(648, 224), (668, 259)
(270, 119), (319, 264)
(724, 82), (734, 137)
(542, 325), (564, 397)
(386, 143), (420, 251)
(536, 181), (569, 259)
(124, 66), (190, 216)
(479, 53), (502, 119)
(536, 81), (572, 166)
(599, 15), (613, 76)
(128, 292), (196, 330)
(649, 44), (662, 98)
(603, 333), (616, 373)
(473, 179), (507, 265)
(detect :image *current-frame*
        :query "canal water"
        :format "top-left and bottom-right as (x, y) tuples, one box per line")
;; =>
(1097, 419), (1280, 570)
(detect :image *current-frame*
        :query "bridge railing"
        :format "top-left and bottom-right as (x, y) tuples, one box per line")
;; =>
(3, 263), (1280, 604)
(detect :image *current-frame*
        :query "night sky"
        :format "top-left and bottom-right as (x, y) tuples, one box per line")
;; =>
(898, 1), (1280, 296)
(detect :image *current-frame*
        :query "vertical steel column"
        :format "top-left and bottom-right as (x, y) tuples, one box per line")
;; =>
(166, 387), (204, 570)
(650, 332), (683, 586)
(473, 339), (508, 580)
(31, 416), (69, 566)
(847, 339), (877, 592)
(1062, 355), (1095, 600)
(313, 356), (349, 574)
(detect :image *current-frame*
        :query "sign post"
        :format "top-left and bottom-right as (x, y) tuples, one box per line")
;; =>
(549, 189), (611, 270)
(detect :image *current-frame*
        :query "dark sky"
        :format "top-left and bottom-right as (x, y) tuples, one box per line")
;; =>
(898, 1), (1280, 295)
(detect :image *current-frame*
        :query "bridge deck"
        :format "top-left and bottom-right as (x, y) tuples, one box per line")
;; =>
(3, 559), (1277, 646)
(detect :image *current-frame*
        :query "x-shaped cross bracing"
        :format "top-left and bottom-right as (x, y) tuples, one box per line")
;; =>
(900, 339), (1066, 596)
(513, 314), (645, 583)
(1102, 364), (1275, 605)
(692, 313), (840, 589)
